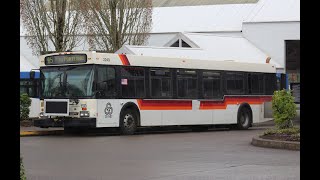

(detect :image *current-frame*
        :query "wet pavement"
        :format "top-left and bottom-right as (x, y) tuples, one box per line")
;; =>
(20, 127), (299, 180)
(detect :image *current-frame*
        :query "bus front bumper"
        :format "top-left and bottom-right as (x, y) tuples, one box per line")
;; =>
(34, 118), (96, 128)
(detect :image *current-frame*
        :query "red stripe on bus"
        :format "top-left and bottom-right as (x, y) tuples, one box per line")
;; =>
(137, 99), (192, 110)
(200, 96), (272, 110)
(119, 54), (130, 65)
(136, 96), (272, 110)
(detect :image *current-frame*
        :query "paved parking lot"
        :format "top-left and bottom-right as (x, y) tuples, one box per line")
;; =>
(20, 127), (300, 180)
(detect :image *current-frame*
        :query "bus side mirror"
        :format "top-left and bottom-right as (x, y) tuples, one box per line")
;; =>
(30, 71), (35, 80)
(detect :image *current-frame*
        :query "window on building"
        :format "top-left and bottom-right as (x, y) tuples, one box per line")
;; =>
(225, 72), (245, 94)
(203, 71), (221, 98)
(96, 66), (116, 98)
(150, 68), (172, 98)
(181, 40), (191, 48)
(170, 40), (179, 47)
(248, 73), (264, 94)
(177, 69), (198, 98)
(170, 39), (192, 48)
(20, 80), (38, 97)
(121, 67), (145, 98)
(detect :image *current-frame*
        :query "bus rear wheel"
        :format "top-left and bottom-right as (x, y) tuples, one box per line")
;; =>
(236, 106), (252, 130)
(120, 109), (138, 135)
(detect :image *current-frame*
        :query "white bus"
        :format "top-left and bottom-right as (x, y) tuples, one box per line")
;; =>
(33, 51), (277, 134)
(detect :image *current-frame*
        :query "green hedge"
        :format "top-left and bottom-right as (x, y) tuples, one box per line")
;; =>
(272, 89), (297, 129)
(20, 93), (32, 121)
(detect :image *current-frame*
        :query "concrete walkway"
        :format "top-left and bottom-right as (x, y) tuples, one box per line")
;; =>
(20, 126), (63, 132)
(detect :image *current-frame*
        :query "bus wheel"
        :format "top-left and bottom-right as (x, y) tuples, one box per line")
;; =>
(237, 106), (252, 130)
(120, 109), (138, 135)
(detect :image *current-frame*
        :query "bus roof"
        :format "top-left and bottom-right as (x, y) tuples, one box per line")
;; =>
(39, 51), (276, 73)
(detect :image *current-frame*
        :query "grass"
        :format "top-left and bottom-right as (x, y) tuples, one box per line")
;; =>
(263, 126), (300, 136)
(262, 126), (300, 142)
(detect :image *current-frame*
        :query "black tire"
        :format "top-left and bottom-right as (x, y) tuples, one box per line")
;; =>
(236, 106), (252, 130)
(120, 109), (138, 135)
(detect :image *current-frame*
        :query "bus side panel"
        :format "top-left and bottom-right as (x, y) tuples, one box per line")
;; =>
(96, 99), (121, 127)
(250, 104), (262, 124)
(161, 110), (212, 125)
(212, 105), (237, 124)
(140, 110), (162, 126)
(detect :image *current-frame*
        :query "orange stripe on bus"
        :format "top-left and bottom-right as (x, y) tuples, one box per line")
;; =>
(199, 96), (272, 110)
(136, 96), (272, 110)
(118, 54), (130, 65)
(137, 99), (192, 110)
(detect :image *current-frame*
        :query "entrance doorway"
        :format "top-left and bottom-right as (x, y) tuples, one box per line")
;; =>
(285, 40), (300, 103)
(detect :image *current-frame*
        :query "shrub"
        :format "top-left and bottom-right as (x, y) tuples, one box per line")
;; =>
(20, 156), (26, 180)
(272, 89), (297, 129)
(20, 93), (32, 121)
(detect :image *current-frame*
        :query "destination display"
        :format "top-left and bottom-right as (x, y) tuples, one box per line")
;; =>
(45, 54), (87, 65)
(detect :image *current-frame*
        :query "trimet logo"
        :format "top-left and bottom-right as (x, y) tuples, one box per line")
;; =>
(104, 102), (113, 118)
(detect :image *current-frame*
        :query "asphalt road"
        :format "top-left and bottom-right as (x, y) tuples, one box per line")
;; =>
(20, 127), (300, 180)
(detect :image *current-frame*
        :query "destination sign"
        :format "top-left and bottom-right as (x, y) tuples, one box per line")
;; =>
(45, 54), (87, 65)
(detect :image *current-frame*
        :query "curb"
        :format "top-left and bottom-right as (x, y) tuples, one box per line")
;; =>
(251, 136), (300, 151)
(20, 130), (64, 137)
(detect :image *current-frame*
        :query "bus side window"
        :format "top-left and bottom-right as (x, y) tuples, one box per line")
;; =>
(203, 71), (221, 99)
(225, 72), (245, 95)
(97, 66), (116, 98)
(150, 68), (172, 98)
(264, 73), (277, 95)
(177, 69), (198, 98)
(121, 67), (145, 98)
(248, 73), (264, 95)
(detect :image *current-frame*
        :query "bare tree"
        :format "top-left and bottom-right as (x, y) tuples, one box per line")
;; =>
(21, 0), (84, 55)
(81, 0), (153, 53)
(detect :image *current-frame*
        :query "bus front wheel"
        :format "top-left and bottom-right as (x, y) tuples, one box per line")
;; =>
(120, 109), (138, 135)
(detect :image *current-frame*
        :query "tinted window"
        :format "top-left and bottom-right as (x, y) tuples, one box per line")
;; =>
(96, 66), (116, 98)
(265, 73), (277, 95)
(121, 67), (145, 98)
(20, 80), (38, 97)
(177, 69), (198, 98)
(248, 73), (264, 94)
(150, 69), (172, 98)
(225, 72), (245, 94)
(203, 71), (221, 98)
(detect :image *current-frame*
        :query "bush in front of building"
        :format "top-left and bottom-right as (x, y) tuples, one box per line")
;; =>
(272, 89), (297, 129)
(20, 156), (26, 180)
(20, 93), (32, 121)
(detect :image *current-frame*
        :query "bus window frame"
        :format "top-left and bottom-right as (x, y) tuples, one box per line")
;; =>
(120, 66), (146, 98)
(176, 69), (199, 99)
(94, 65), (118, 99)
(201, 70), (223, 99)
(149, 68), (173, 99)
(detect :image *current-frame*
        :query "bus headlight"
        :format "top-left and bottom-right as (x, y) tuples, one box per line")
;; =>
(80, 111), (90, 117)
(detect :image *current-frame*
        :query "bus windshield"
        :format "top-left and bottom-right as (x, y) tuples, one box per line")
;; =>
(41, 65), (94, 98)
